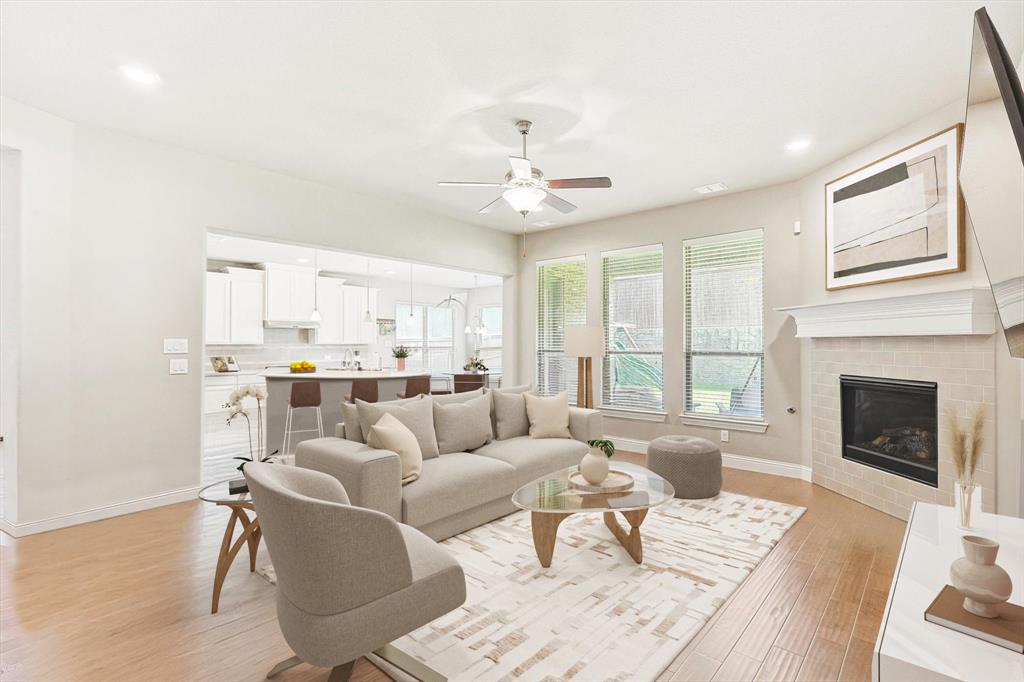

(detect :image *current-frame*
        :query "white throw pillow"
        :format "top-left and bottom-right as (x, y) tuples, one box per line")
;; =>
(367, 413), (422, 484)
(523, 391), (572, 439)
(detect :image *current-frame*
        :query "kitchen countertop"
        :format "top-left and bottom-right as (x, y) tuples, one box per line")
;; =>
(262, 369), (431, 380)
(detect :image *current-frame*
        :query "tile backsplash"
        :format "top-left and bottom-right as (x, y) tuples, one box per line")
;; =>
(206, 328), (382, 372)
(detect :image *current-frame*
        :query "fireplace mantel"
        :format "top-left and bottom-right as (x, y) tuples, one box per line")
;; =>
(777, 288), (995, 338)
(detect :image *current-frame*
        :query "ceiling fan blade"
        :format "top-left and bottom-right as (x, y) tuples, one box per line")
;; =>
(542, 192), (577, 214)
(508, 156), (532, 180)
(546, 177), (612, 189)
(438, 181), (504, 187)
(477, 196), (505, 214)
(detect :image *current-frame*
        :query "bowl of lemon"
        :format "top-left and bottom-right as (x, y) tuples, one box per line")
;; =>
(289, 360), (317, 374)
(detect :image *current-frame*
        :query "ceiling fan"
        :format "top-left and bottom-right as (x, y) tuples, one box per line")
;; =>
(438, 120), (612, 217)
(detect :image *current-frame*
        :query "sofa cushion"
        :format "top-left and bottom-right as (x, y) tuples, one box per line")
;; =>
(433, 392), (493, 454)
(492, 390), (530, 440)
(496, 383), (532, 394)
(357, 395), (440, 459)
(367, 412), (422, 484)
(401, 453), (516, 527)
(340, 401), (365, 443)
(524, 391), (572, 439)
(473, 436), (587, 487)
(432, 387), (486, 405)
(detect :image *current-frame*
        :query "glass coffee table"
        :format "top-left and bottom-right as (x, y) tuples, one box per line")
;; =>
(511, 461), (675, 567)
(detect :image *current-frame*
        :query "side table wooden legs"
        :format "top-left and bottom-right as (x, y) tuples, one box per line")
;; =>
(211, 501), (260, 614)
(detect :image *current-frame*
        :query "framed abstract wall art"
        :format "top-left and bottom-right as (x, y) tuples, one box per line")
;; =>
(825, 125), (964, 290)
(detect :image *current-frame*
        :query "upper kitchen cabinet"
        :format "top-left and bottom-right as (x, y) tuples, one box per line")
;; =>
(262, 263), (316, 324)
(205, 268), (265, 345)
(314, 276), (345, 344)
(341, 285), (379, 344)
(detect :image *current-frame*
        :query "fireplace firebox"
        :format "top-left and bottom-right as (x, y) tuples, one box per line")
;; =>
(839, 375), (938, 487)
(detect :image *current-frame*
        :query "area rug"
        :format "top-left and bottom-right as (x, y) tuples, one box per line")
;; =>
(391, 492), (804, 682)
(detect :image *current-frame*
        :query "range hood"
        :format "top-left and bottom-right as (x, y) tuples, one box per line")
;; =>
(264, 319), (320, 329)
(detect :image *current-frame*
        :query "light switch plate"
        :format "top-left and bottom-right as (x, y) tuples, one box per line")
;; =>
(163, 338), (189, 354)
(169, 358), (189, 375)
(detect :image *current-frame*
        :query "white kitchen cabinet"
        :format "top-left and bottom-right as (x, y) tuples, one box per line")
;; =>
(314, 277), (345, 344)
(205, 272), (231, 345)
(203, 374), (267, 414)
(262, 263), (316, 323)
(227, 268), (264, 345)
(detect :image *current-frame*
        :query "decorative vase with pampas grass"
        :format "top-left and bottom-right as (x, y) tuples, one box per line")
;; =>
(949, 406), (985, 530)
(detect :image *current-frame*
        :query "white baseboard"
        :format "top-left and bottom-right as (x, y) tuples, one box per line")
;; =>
(0, 486), (200, 538)
(607, 435), (812, 482)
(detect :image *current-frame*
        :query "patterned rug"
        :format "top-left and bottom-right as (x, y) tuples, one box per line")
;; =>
(392, 492), (804, 682)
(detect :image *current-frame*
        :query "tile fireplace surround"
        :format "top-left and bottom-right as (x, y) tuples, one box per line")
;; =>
(783, 288), (998, 520)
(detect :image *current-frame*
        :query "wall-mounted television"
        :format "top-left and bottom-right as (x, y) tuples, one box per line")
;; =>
(959, 7), (1024, 358)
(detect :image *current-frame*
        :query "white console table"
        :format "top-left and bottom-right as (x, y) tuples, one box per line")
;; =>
(874, 502), (1023, 682)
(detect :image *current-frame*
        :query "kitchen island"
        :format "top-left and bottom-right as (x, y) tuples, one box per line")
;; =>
(264, 369), (431, 454)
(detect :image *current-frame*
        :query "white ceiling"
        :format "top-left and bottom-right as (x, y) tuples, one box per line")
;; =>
(2, 1), (1022, 234)
(207, 233), (503, 290)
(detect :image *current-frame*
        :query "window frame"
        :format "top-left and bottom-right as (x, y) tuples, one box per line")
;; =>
(600, 244), (665, 413)
(682, 228), (766, 426)
(535, 255), (587, 403)
(395, 301), (455, 372)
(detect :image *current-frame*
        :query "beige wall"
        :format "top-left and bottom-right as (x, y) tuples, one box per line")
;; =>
(0, 96), (518, 529)
(516, 184), (805, 464)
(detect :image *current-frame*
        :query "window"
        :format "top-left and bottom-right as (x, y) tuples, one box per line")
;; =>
(601, 245), (664, 411)
(683, 229), (765, 421)
(536, 256), (586, 401)
(396, 302), (454, 372)
(476, 305), (502, 371)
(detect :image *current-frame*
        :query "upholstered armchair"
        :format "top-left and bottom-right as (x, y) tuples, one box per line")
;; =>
(244, 462), (466, 682)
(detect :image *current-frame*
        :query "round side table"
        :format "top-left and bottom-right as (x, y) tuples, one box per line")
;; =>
(199, 479), (262, 614)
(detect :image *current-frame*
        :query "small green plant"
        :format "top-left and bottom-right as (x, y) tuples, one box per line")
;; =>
(464, 355), (488, 372)
(588, 439), (615, 458)
(392, 345), (411, 359)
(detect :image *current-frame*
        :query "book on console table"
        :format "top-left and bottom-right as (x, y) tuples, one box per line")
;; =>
(924, 585), (1024, 653)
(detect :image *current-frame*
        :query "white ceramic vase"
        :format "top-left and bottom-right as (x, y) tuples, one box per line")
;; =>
(949, 535), (1012, 618)
(579, 449), (610, 485)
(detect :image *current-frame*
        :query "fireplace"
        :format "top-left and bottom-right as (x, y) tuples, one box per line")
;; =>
(840, 375), (938, 487)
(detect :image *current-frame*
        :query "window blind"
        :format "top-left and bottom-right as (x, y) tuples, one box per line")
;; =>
(536, 257), (586, 402)
(683, 229), (765, 421)
(601, 245), (664, 411)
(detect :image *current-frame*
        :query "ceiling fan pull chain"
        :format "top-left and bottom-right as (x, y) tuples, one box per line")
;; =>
(521, 215), (527, 258)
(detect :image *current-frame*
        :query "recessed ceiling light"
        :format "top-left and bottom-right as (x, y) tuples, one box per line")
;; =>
(118, 64), (161, 88)
(785, 138), (812, 152)
(694, 182), (728, 195)
(296, 258), (310, 263)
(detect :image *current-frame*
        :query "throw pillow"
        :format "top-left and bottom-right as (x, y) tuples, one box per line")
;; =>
(367, 413), (422, 484)
(492, 389), (530, 440)
(340, 401), (364, 443)
(433, 392), (493, 454)
(497, 383), (532, 394)
(523, 391), (572, 439)
(356, 395), (440, 459)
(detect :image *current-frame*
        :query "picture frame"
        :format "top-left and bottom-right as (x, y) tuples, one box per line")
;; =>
(210, 356), (239, 373)
(825, 124), (965, 290)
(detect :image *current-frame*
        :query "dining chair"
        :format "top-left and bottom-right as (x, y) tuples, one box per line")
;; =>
(344, 378), (378, 403)
(396, 375), (431, 399)
(452, 373), (485, 393)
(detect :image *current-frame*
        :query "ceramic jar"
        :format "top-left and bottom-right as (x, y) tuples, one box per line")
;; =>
(949, 535), (1012, 618)
(579, 449), (610, 485)
(396, 357), (406, 371)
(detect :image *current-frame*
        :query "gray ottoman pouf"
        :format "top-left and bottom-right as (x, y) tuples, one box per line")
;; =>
(647, 435), (722, 499)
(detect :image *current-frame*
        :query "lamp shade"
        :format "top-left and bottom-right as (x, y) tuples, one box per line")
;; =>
(564, 325), (604, 358)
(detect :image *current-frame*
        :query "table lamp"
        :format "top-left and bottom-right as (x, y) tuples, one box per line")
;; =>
(564, 325), (604, 409)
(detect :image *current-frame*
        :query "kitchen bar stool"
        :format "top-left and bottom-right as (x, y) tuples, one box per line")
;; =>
(397, 375), (431, 399)
(282, 381), (323, 455)
(345, 378), (378, 403)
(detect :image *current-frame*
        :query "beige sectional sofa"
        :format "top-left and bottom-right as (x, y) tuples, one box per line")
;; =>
(295, 386), (603, 541)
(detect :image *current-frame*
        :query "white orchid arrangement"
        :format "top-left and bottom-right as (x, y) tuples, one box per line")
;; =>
(223, 384), (275, 471)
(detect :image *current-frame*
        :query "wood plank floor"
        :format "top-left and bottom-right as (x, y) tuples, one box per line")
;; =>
(0, 452), (905, 682)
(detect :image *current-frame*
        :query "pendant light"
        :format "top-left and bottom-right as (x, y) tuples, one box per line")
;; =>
(408, 263), (415, 319)
(362, 259), (373, 323)
(309, 249), (322, 323)
(464, 276), (487, 335)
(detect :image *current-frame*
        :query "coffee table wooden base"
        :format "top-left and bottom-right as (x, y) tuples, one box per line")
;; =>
(530, 509), (649, 567)
(211, 501), (261, 614)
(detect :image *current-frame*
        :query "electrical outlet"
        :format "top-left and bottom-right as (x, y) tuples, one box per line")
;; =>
(720, 429), (730, 443)
(169, 358), (189, 375)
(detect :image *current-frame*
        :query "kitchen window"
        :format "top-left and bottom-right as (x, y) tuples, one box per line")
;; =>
(683, 229), (765, 421)
(536, 256), (586, 402)
(601, 245), (664, 412)
(396, 302), (454, 372)
(476, 304), (503, 371)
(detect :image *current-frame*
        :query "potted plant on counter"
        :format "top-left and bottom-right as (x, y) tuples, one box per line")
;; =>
(392, 345), (411, 371)
(581, 439), (615, 485)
